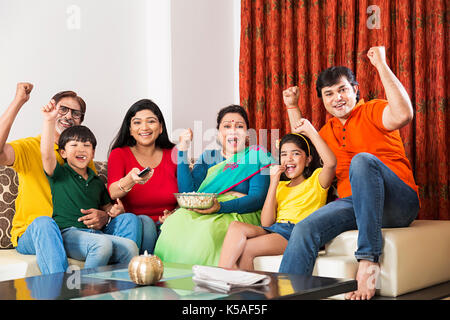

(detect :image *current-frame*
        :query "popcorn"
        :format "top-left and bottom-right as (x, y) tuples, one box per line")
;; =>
(174, 192), (217, 209)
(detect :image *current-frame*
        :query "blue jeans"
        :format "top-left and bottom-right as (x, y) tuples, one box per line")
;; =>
(138, 215), (158, 254)
(262, 222), (296, 241)
(15, 216), (68, 275)
(279, 153), (419, 275)
(61, 213), (141, 269)
(26, 272), (64, 299)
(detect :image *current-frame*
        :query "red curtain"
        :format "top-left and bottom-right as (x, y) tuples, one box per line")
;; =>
(239, 0), (448, 220)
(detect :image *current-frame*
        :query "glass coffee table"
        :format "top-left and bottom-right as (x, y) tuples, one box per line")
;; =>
(0, 262), (356, 300)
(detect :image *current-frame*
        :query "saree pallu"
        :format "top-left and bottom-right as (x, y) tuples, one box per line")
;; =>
(154, 146), (274, 266)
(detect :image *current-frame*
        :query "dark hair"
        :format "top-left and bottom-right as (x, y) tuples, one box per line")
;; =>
(316, 66), (360, 101)
(58, 125), (97, 151)
(51, 91), (86, 122)
(216, 105), (250, 130)
(279, 133), (321, 180)
(109, 99), (175, 154)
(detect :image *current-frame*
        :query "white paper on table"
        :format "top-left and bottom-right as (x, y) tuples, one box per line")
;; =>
(192, 265), (271, 292)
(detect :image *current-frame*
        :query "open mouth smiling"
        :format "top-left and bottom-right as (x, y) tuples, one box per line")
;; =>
(59, 119), (73, 128)
(139, 132), (152, 137)
(227, 137), (239, 145)
(334, 101), (346, 110)
(285, 164), (297, 173)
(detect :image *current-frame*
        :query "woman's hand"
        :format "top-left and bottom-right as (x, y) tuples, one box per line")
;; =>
(158, 208), (177, 223)
(178, 128), (193, 151)
(116, 168), (153, 194)
(222, 190), (247, 198)
(108, 199), (125, 218)
(193, 198), (220, 215)
(128, 167), (153, 185)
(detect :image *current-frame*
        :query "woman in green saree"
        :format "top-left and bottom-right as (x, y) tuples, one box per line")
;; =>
(154, 105), (275, 266)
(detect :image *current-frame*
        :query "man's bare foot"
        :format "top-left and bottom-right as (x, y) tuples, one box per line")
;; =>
(345, 260), (380, 300)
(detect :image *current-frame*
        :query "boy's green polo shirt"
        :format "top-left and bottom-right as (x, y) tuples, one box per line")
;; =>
(46, 162), (112, 230)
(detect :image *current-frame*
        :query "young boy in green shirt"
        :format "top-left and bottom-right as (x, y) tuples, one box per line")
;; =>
(41, 100), (141, 268)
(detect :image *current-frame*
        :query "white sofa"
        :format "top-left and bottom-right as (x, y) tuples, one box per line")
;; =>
(2, 220), (448, 299)
(254, 219), (450, 297)
(0, 250), (84, 281)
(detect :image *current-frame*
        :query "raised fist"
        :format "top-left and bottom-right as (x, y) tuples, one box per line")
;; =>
(14, 82), (33, 104)
(41, 99), (59, 121)
(293, 118), (316, 136)
(178, 128), (193, 151)
(283, 86), (300, 109)
(367, 46), (386, 68)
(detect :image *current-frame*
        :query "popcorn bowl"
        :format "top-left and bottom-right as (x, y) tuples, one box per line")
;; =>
(173, 192), (217, 209)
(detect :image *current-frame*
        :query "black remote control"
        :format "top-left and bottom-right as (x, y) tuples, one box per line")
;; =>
(138, 167), (151, 177)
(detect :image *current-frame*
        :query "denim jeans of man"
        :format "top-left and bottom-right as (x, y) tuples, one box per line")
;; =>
(61, 212), (141, 269)
(15, 216), (69, 275)
(279, 153), (420, 275)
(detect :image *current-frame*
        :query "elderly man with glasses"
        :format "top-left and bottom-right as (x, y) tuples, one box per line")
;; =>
(0, 83), (140, 275)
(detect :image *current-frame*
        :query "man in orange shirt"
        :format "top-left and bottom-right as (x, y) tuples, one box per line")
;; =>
(280, 47), (419, 300)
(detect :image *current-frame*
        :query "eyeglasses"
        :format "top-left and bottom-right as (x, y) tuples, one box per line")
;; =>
(58, 106), (84, 119)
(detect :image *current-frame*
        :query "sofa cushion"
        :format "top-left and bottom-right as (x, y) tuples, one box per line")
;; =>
(0, 249), (85, 281)
(94, 161), (108, 184)
(0, 166), (18, 249)
(324, 220), (450, 295)
(254, 220), (450, 297)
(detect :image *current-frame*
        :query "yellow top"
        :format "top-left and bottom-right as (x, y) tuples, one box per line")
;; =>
(275, 168), (329, 224)
(9, 135), (96, 247)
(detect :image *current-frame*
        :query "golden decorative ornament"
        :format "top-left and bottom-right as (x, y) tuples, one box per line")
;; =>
(128, 251), (164, 285)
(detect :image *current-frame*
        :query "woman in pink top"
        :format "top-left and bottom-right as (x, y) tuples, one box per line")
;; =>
(107, 99), (178, 254)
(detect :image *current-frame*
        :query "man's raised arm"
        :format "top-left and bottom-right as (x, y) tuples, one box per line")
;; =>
(367, 46), (414, 131)
(0, 83), (33, 166)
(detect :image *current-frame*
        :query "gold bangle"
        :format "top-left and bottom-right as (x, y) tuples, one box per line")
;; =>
(118, 178), (132, 193)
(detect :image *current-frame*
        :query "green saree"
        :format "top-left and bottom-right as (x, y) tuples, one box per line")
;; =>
(154, 146), (274, 266)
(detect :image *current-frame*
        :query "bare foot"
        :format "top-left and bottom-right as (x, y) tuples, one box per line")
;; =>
(345, 260), (380, 300)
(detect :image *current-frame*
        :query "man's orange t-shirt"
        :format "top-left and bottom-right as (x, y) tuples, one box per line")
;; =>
(319, 99), (419, 199)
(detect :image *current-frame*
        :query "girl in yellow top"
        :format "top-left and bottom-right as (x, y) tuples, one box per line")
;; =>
(219, 118), (336, 270)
